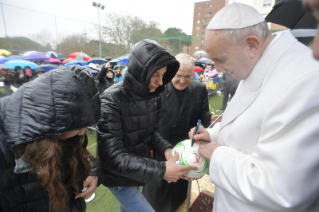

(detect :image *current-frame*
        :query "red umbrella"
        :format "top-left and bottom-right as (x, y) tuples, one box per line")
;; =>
(194, 66), (204, 72)
(48, 58), (61, 64)
(62, 58), (75, 64)
(68, 52), (91, 62)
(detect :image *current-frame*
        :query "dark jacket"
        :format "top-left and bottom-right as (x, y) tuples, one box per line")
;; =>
(97, 39), (180, 187)
(0, 71), (14, 85)
(142, 81), (212, 212)
(97, 67), (116, 93)
(0, 66), (101, 212)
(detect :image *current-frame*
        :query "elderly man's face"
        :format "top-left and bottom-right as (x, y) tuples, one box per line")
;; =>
(303, 0), (319, 60)
(172, 63), (193, 91)
(205, 30), (252, 81)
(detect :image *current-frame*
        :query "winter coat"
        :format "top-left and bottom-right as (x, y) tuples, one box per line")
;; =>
(0, 66), (101, 212)
(114, 73), (124, 82)
(97, 39), (180, 187)
(97, 67), (116, 93)
(142, 81), (212, 212)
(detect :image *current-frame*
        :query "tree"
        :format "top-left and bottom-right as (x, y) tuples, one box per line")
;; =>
(29, 30), (54, 52)
(164, 27), (191, 55)
(56, 33), (87, 57)
(100, 13), (165, 57)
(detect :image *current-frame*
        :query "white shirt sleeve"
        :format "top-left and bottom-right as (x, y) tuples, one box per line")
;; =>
(207, 122), (221, 142)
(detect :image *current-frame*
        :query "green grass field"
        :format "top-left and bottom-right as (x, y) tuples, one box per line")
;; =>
(85, 94), (223, 212)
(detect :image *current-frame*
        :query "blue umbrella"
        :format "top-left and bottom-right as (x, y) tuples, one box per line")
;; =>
(46, 51), (58, 58)
(0, 56), (22, 64)
(39, 64), (59, 72)
(64, 60), (88, 67)
(4, 60), (38, 69)
(87, 57), (108, 65)
(84, 65), (99, 77)
(118, 58), (128, 66)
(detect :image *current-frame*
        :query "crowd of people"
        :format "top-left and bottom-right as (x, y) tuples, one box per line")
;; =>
(1, 1), (319, 212)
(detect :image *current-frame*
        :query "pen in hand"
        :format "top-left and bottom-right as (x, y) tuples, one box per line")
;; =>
(191, 119), (201, 146)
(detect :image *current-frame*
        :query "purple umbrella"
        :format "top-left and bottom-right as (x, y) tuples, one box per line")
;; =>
(23, 52), (49, 62)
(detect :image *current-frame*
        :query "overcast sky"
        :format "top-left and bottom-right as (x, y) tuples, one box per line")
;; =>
(0, 0), (251, 46)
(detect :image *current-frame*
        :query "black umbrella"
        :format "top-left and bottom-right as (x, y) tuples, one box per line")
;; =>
(265, 0), (317, 29)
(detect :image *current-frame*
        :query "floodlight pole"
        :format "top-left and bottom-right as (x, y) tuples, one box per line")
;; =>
(98, 6), (101, 58)
(1, 3), (9, 50)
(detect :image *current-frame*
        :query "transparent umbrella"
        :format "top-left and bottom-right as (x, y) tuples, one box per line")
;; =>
(193, 51), (207, 58)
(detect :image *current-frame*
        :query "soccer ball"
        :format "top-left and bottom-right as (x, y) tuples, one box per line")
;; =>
(171, 139), (209, 181)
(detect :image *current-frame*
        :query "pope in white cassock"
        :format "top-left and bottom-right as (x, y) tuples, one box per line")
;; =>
(189, 3), (319, 212)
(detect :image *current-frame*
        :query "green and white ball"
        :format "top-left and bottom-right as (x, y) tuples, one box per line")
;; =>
(171, 139), (209, 181)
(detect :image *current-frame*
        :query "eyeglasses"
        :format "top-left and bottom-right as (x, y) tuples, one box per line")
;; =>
(175, 74), (192, 80)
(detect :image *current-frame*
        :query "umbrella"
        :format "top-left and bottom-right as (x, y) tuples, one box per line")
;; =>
(64, 60), (88, 67)
(0, 56), (22, 64)
(194, 66), (204, 72)
(195, 59), (215, 66)
(68, 52), (91, 62)
(87, 57), (108, 65)
(265, 0), (317, 29)
(84, 65), (99, 77)
(4, 60), (38, 69)
(0, 64), (8, 69)
(23, 52), (49, 62)
(39, 64), (59, 72)
(0, 49), (12, 56)
(207, 70), (218, 75)
(46, 51), (58, 58)
(34, 67), (45, 74)
(62, 58), (75, 64)
(48, 58), (61, 64)
(23, 51), (37, 56)
(105, 56), (113, 60)
(193, 51), (207, 58)
(110, 54), (129, 63)
(118, 58), (128, 66)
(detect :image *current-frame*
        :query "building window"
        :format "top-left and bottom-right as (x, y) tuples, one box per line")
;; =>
(202, 32), (206, 36)
(198, 13), (201, 16)
(205, 4), (212, 8)
(203, 18), (211, 23)
(196, 27), (200, 30)
(205, 12), (212, 16)
(201, 45), (205, 50)
(263, 0), (272, 7)
(198, 6), (201, 9)
(202, 25), (207, 29)
(197, 20), (200, 23)
(195, 47), (198, 50)
(201, 38), (204, 42)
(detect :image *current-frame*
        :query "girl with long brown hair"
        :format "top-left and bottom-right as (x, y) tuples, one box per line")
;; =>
(0, 66), (101, 212)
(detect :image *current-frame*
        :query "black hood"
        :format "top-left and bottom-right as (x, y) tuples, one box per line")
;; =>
(1, 65), (101, 149)
(124, 39), (179, 98)
(106, 69), (115, 79)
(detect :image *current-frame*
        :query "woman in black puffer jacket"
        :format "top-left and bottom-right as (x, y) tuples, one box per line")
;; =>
(0, 66), (101, 212)
(97, 62), (116, 94)
(97, 39), (197, 212)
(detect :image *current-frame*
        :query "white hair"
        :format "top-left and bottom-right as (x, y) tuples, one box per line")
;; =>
(221, 21), (270, 44)
(175, 53), (195, 71)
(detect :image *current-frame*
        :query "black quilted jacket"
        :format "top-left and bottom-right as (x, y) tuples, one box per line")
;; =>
(0, 66), (101, 212)
(97, 39), (180, 187)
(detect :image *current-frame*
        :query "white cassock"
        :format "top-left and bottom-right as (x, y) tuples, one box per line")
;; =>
(208, 31), (319, 212)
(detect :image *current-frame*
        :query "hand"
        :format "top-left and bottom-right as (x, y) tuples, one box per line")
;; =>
(163, 152), (197, 182)
(75, 176), (98, 199)
(198, 142), (221, 160)
(211, 115), (222, 123)
(164, 148), (172, 161)
(189, 126), (210, 144)
(105, 62), (111, 68)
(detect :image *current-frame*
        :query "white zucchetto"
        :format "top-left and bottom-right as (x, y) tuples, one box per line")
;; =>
(207, 3), (265, 30)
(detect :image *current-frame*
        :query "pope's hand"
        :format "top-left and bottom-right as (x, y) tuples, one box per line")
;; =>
(198, 142), (221, 160)
(211, 114), (222, 123)
(189, 126), (211, 144)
